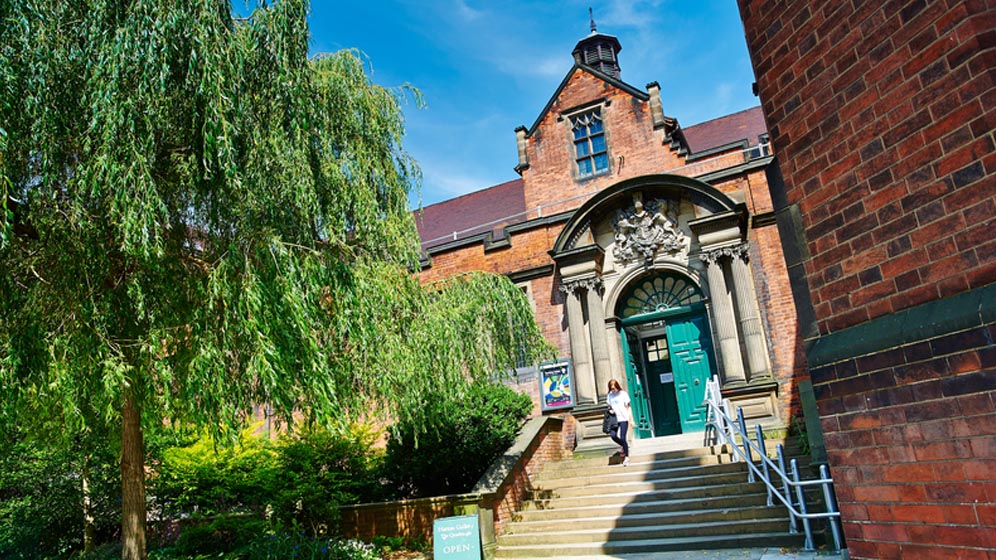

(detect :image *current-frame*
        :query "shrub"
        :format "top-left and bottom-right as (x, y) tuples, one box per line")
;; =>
(0, 431), (120, 559)
(170, 515), (268, 556)
(237, 533), (379, 560)
(382, 381), (532, 498)
(151, 423), (385, 541)
(267, 425), (386, 534)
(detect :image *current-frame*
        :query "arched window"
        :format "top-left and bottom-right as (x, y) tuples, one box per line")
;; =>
(619, 273), (702, 319)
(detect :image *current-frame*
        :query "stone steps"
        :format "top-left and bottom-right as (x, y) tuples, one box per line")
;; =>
(494, 436), (817, 558)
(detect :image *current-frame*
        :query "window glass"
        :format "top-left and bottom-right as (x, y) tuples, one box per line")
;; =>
(591, 134), (606, 153)
(570, 109), (608, 178)
(575, 140), (590, 157)
(594, 153), (609, 171)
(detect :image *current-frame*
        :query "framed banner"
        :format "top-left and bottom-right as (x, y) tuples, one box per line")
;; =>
(433, 514), (481, 560)
(539, 359), (575, 411)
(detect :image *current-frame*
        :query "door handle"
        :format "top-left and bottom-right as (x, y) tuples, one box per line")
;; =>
(694, 379), (700, 385)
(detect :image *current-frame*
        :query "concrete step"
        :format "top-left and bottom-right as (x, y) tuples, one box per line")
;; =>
(534, 459), (748, 489)
(494, 532), (807, 558)
(512, 492), (771, 522)
(520, 480), (770, 510)
(505, 503), (788, 534)
(495, 435), (820, 559)
(497, 518), (795, 546)
(526, 470), (754, 501)
(539, 448), (731, 479)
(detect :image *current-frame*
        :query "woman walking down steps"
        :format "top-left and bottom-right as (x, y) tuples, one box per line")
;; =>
(606, 379), (632, 466)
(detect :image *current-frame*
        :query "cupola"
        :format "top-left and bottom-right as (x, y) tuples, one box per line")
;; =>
(571, 9), (623, 79)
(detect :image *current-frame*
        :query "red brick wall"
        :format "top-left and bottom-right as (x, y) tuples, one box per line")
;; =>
(739, 1), (995, 332)
(809, 325), (996, 559)
(738, 0), (996, 557)
(488, 418), (571, 536)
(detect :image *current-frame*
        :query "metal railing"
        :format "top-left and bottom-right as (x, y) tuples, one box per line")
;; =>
(704, 375), (846, 555)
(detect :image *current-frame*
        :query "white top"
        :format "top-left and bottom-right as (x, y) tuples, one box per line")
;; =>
(607, 390), (631, 423)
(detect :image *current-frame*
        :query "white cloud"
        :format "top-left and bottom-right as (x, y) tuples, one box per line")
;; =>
(714, 82), (734, 108)
(454, 0), (483, 22)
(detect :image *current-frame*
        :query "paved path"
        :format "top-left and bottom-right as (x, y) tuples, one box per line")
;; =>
(515, 548), (846, 560)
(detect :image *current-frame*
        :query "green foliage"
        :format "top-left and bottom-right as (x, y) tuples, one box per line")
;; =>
(382, 381), (533, 498)
(0, 0), (549, 446)
(369, 535), (429, 555)
(234, 533), (380, 560)
(152, 424), (384, 536)
(0, 430), (120, 559)
(0, 1), (551, 555)
(153, 426), (278, 518)
(170, 515), (269, 557)
(267, 425), (387, 533)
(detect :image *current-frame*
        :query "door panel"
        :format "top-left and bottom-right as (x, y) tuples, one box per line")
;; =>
(643, 335), (681, 436)
(621, 328), (653, 438)
(665, 313), (715, 432)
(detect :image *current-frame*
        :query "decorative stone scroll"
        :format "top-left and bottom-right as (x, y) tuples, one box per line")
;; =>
(700, 242), (750, 265)
(558, 277), (602, 296)
(612, 198), (687, 265)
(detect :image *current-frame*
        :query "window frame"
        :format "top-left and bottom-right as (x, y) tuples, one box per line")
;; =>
(567, 106), (611, 180)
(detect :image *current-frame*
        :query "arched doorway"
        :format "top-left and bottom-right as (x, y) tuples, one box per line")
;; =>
(617, 272), (717, 439)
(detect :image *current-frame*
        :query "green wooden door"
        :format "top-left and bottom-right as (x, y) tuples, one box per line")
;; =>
(641, 335), (681, 436)
(621, 328), (653, 439)
(664, 313), (715, 432)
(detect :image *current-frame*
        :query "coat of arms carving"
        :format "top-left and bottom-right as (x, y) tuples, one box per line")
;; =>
(612, 198), (687, 265)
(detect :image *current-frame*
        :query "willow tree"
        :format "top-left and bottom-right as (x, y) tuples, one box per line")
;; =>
(0, 1), (548, 559)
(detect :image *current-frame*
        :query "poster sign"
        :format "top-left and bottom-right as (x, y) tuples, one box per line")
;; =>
(539, 359), (575, 411)
(433, 514), (481, 560)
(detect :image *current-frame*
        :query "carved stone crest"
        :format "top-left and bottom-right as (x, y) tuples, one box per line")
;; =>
(612, 198), (687, 265)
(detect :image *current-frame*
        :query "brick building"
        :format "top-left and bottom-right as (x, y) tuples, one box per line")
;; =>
(417, 24), (807, 443)
(736, 0), (996, 558)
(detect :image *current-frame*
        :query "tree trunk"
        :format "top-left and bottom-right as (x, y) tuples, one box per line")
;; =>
(82, 453), (96, 552)
(120, 392), (146, 560)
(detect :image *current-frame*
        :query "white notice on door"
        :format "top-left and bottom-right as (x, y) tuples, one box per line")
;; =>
(660, 373), (674, 384)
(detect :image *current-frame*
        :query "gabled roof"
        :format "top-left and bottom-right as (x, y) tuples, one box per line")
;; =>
(524, 64), (650, 136)
(415, 178), (526, 249)
(418, 106), (767, 251)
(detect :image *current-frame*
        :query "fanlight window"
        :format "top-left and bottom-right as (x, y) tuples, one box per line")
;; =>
(620, 274), (702, 318)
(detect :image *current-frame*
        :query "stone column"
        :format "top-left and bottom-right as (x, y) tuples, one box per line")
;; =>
(701, 250), (747, 385)
(582, 278), (613, 400)
(729, 243), (770, 380)
(560, 281), (596, 404)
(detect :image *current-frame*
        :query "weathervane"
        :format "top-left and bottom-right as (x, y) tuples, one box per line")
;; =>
(589, 7), (597, 33)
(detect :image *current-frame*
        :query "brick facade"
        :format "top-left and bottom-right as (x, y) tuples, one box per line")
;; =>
(419, 29), (807, 443)
(737, 0), (996, 557)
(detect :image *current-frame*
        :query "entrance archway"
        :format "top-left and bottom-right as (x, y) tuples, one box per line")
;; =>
(617, 272), (717, 439)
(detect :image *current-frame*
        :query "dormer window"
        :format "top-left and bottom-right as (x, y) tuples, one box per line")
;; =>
(571, 109), (609, 178)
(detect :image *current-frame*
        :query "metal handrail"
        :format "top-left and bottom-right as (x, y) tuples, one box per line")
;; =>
(704, 375), (846, 554)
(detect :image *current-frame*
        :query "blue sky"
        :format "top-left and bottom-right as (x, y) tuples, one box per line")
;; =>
(304, 1), (759, 207)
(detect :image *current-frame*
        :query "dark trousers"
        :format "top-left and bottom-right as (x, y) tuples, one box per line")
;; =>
(610, 421), (629, 457)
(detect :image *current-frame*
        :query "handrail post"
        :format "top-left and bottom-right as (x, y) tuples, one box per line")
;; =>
(777, 443), (797, 534)
(724, 401), (737, 459)
(739, 408), (754, 482)
(821, 464), (845, 553)
(756, 424), (772, 505)
(792, 459), (814, 550)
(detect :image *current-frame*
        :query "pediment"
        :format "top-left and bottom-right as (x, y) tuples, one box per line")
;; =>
(521, 64), (649, 137)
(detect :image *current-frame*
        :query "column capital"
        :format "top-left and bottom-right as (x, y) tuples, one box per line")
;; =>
(559, 276), (602, 295)
(700, 242), (749, 265)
